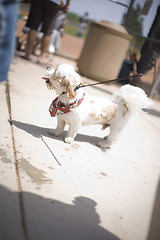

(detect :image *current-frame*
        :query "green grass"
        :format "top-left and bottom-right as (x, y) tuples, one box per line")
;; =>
(66, 24), (87, 39)
(66, 25), (78, 37)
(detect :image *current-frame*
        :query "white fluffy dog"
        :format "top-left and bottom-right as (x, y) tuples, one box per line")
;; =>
(43, 64), (151, 148)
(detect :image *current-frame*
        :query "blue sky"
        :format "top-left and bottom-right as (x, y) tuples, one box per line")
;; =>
(69, 0), (160, 37)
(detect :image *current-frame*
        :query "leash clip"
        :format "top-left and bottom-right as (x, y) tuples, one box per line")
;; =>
(74, 84), (81, 92)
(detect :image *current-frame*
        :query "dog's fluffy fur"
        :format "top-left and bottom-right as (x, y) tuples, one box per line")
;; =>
(44, 64), (151, 148)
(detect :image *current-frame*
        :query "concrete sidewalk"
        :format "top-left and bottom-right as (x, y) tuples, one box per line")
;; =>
(0, 54), (160, 240)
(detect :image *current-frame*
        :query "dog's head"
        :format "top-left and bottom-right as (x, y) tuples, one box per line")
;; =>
(43, 64), (83, 99)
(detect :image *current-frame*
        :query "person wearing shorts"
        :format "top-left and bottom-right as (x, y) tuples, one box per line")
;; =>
(24, 0), (70, 64)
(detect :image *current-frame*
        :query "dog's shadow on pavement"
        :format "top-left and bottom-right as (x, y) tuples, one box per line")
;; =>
(11, 120), (103, 146)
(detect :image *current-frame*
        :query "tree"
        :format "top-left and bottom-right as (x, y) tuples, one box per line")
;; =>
(122, 2), (144, 51)
(122, 3), (144, 36)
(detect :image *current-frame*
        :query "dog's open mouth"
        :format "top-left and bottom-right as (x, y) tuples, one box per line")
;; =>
(42, 77), (50, 83)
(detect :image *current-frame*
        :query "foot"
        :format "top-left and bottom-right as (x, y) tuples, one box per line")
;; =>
(49, 129), (62, 137)
(22, 55), (31, 61)
(64, 137), (74, 144)
(37, 56), (50, 66)
(96, 140), (111, 149)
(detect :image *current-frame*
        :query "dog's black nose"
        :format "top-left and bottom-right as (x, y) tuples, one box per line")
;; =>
(42, 77), (50, 83)
(46, 66), (51, 70)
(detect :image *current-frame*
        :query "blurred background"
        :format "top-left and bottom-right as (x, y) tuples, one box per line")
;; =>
(17, 0), (160, 99)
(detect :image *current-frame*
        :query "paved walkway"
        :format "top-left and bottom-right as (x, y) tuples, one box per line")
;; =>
(0, 53), (160, 240)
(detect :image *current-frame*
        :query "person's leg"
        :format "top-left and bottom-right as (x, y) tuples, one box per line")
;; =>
(37, 34), (50, 64)
(0, 2), (19, 82)
(25, 29), (37, 59)
(24, 0), (43, 59)
(37, 1), (59, 64)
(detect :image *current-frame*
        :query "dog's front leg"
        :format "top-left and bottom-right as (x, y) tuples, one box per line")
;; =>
(49, 118), (65, 137)
(64, 123), (80, 144)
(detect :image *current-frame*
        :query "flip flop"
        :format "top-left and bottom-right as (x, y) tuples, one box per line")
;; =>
(21, 55), (31, 61)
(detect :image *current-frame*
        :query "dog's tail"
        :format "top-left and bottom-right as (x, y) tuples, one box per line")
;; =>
(113, 84), (152, 112)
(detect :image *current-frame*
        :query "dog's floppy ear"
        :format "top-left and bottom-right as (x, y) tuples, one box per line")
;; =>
(66, 75), (84, 99)
(66, 81), (76, 99)
(80, 80), (84, 87)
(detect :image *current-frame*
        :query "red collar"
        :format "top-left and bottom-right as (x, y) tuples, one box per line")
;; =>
(49, 96), (84, 117)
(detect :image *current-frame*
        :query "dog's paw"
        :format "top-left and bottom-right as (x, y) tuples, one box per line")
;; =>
(103, 136), (108, 140)
(64, 137), (74, 144)
(96, 141), (111, 150)
(49, 129), (61, 137)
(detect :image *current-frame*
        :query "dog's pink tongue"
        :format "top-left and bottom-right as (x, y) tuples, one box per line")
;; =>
(42, 77), (49, 80)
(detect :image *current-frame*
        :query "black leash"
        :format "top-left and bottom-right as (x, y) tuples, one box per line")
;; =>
(74, 73), (143, 92)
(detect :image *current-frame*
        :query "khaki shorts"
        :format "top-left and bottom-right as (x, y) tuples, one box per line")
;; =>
(26, 0), (60, 35)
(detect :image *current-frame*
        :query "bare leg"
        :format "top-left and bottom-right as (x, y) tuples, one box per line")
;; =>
(25, 29), (37, 59)
(38, 34), (51, 64)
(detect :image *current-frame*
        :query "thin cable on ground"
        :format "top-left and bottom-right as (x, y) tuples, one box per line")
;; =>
(40, 135), (81, 195)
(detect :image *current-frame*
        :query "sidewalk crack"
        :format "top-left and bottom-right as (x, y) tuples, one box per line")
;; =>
(5, 81), (28, 240)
